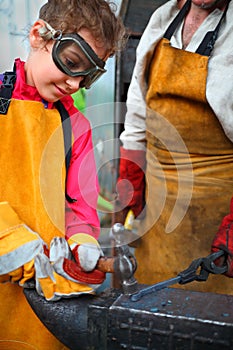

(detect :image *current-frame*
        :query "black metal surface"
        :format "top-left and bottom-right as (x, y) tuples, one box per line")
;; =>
(24, 287), (121, 350)
(25, 286), (233, 350)
(24, 289), (92, 349)
(109, 287), (233, 349)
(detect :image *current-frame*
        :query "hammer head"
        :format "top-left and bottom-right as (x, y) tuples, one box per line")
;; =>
(110, 223), (138, 295)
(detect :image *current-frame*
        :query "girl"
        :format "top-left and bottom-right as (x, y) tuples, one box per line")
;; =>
(0, 0), (126, 348)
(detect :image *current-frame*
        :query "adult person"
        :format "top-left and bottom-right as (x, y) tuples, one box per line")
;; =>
(0, 0), (126, 349)
(116, 0), (233, 294)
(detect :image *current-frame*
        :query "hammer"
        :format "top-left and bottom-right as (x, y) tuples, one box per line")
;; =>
(96, 223), (138, 295)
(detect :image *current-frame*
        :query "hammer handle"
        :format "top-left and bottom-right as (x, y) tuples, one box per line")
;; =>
(96, 257), (115, 273)
(96, 255), (137, 274)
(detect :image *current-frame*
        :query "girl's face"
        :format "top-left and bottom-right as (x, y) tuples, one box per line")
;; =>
(25, 24), (107, 102)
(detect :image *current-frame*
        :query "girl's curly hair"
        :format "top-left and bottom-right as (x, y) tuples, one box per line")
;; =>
(39, 0), (127, 56)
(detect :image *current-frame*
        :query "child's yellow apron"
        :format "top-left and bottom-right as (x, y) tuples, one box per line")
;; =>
(0, 99), (68, 349)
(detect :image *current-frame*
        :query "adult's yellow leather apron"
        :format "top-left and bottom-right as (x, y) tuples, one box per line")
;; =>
(135, 5), (233, 295)
(0, 99), (68, 349)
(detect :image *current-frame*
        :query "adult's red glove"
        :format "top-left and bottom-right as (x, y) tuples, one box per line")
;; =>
(115, 147), (146, 222)
(211, 198), (233, 277)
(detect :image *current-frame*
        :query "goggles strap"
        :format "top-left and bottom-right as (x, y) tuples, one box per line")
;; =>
(38, 20), (62, 41)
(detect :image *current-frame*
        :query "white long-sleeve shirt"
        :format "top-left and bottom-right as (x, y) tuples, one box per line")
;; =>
(120, 0), (233, 150)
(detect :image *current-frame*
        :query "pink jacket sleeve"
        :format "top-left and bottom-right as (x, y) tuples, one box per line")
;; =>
(63, 101), (100, 240)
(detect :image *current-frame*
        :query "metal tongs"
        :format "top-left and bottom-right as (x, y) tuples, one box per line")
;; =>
(131, 250), (228, 302)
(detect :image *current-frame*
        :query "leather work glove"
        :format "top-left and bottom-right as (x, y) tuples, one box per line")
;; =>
(211, 198), (233, 277)
(115, 147), (146, 224)
(0, 202), (44, 286)
(0, 202), (105, 301)
(35, 237), (100, 301)
(67, 233), (106, 284)
(0, 259), (36, 287)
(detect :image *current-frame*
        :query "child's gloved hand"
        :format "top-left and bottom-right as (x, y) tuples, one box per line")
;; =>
(67, 233), (103, 271)
(0, 201), (44, 286)
(0, 202), (105, 301)
(35, 244), (96, 302)
(67, 233), (106, 283)
(51, 236), (105, 285)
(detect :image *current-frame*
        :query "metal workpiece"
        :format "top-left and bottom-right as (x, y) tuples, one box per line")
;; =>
(130, 250), (228, 302)
(24, 286), (233, 350)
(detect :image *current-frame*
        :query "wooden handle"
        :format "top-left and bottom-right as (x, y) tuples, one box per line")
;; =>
(96, 257), (115, 273)
(96, 255), (137, 274)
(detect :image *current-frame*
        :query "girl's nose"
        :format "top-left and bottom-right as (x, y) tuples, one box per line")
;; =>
(66, 76), (84, 92)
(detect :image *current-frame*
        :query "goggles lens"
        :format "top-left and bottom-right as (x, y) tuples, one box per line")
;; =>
(52, 33), (106, 88)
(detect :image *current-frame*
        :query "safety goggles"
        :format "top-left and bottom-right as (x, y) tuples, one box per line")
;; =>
(52, 33), (107, 89)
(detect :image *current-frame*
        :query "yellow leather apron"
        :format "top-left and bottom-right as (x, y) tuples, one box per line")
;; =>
(0, 99), (68, 349)
(135, 3), (233, 294)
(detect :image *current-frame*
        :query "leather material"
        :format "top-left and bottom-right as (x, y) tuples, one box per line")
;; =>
(135, 37), (233, 295)
(67, 233), (105, 283)
(0, 99), (67, 349)
(117, 147), (146, 218)
(0, 99), (66, 240)
(212, 197), (233, 277)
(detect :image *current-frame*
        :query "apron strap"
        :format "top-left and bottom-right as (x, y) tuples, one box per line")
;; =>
(164, 0), (230, 56)
(55, 101), (77, 203)
(196, 1), (230, 56)
(0, 68), (75, 203)
(164, 0), (191, 40)
(0, 66), (16, 115)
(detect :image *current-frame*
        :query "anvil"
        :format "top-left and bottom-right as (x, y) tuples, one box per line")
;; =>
(24, 285), (233, 350)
